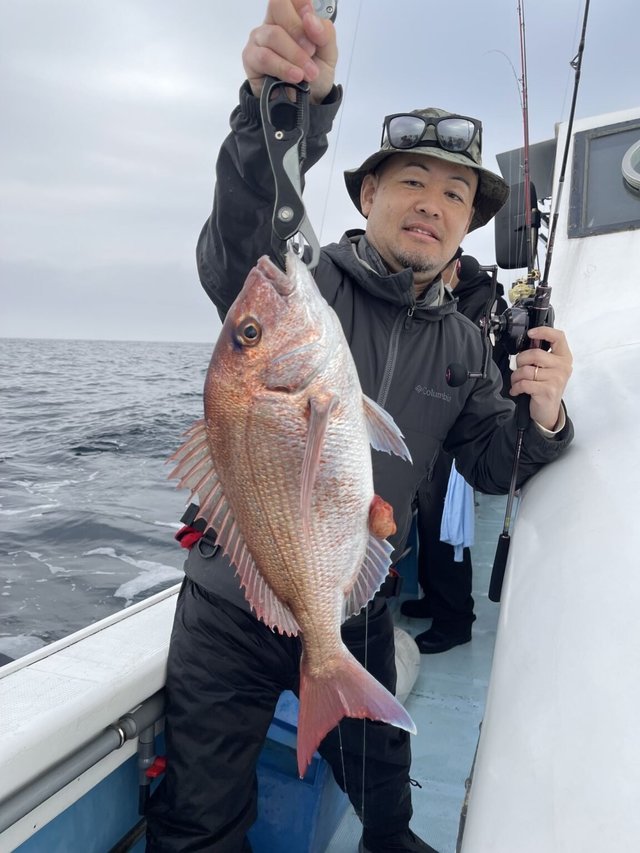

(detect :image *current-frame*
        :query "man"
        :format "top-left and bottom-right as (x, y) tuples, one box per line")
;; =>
(403, 251), (511, 653)
(146, 3), (573, 852)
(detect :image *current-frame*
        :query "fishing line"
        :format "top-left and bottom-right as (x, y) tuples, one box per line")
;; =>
(334, 602), (372, 828)
(485, 49), (523, 109)
(317, 0), (365, 244)
(559, 0), (587, 122)
(541, 0), (590, 286)
(517, 0), (534, 276)
(360, 603), (370, 824)
(336, 723), (348, 793)
(484, 46), (524, 272)
(312, 0), (372, 826)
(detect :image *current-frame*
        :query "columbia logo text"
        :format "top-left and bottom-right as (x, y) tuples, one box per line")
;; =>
(415, 385), (452, 403)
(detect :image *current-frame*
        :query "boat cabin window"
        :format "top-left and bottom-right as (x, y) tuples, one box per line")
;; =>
(568, 118), (640, 238)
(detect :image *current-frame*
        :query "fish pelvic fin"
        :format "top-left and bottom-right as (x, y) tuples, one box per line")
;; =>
(344, 534), (394, 621)
(300, 394), (339, 537)
(168, 419), (300, 636)
(297, 650), (417, 778)
(362, 395), (412, 463)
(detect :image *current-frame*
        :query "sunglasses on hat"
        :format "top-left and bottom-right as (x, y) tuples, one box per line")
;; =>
(381, 113), (482, 156)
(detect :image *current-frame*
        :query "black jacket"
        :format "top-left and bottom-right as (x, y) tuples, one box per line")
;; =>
(453, 268), (512, 395)
(187, 82), (573, 604)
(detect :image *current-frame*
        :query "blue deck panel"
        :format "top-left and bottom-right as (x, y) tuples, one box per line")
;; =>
(13, 757), (146, 853)
(13, 694), (348, 853)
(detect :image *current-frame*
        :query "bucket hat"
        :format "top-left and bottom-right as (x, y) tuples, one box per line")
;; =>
(344, 107), (509, 231)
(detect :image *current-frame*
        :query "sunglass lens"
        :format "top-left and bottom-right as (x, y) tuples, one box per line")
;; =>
(386, 115), (427, 149)
(436, 118), (476, 151)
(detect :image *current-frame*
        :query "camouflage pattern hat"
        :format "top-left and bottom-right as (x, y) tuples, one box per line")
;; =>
(344, 107), (510, 231)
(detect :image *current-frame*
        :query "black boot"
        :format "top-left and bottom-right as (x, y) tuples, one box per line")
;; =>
(359, 827), (441, 852)
(414, 624), (471, 654)
(399, 596), (433, 619)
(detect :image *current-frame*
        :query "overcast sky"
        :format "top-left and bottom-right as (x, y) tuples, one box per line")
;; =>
(1, 0), (638, 343)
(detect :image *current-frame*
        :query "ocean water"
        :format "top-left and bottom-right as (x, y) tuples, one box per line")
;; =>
(0, 337), (214, 662)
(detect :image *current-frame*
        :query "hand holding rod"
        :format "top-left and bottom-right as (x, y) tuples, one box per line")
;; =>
(488, 283), (552, 602)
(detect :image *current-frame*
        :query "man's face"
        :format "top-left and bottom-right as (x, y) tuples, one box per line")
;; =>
(360, 153), (478, 291)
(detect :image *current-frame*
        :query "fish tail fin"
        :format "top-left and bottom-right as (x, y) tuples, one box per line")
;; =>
(296, 650), (416, 778)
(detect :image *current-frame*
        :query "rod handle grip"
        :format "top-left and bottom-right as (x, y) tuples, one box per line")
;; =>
(489, 533), (511, 602)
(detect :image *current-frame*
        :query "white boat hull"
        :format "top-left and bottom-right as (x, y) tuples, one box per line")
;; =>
(461, 107), (640, 852)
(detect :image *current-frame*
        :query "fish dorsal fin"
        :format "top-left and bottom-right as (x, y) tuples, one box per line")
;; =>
(344, 533), (394, 620)
(168, 419), (300, 637)
(362, 395), (412, 462)
(300, 394), (339, 534)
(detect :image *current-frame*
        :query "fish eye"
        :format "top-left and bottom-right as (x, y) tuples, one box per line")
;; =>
(234, 317), (262, 347)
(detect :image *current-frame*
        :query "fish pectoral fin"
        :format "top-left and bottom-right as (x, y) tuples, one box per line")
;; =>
(300, 393), (339, 532)
(362, 395), (412, 463)
(343, 533), (394, 620)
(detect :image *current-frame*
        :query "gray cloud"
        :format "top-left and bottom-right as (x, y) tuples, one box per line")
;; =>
(2, 0), (638, 341)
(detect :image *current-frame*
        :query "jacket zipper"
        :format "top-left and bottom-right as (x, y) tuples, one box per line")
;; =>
(404, 304), (415, 330)
(377, 306), (414, 408)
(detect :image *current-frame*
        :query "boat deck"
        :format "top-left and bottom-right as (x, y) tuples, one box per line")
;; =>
(0, 494), (505, 853)
(326, 492), (505, 853)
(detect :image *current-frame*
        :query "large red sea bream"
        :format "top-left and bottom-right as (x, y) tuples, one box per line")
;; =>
(169, 251), (416, 776)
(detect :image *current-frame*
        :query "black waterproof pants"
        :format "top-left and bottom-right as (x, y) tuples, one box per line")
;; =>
(416, 453), (475, 632)
(145, 578), (413, 852)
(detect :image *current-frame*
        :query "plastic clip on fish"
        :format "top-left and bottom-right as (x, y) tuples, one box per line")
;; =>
(259, 1), (338, 270)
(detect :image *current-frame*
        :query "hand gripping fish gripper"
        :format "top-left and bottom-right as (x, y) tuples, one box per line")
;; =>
(259, 1), (338, 270)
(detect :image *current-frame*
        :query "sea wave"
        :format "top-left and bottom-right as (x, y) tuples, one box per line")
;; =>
(0, 337), (211, 657)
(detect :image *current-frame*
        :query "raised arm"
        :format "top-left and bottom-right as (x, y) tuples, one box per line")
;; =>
(196, 0), (340, 319)
(243, 0), (337, 104)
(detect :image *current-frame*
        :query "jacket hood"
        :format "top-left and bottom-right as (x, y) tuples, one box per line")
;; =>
(323, 230), (458, 321)
(452, 268), (493, 300)
(451, 268), (506, 311)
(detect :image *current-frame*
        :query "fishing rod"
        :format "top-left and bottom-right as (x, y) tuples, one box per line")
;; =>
(488, 0), (591, 602)
(488, 0), (542, 602)
(541, 0), (591, 286)
(518, 0), (534, 280)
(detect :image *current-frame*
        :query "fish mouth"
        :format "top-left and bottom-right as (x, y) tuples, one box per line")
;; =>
(256, 252), (330, 392)
(257, 256), (295, 296)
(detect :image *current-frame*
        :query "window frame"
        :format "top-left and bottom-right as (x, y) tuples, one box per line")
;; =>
(568, 118), (640, 238)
